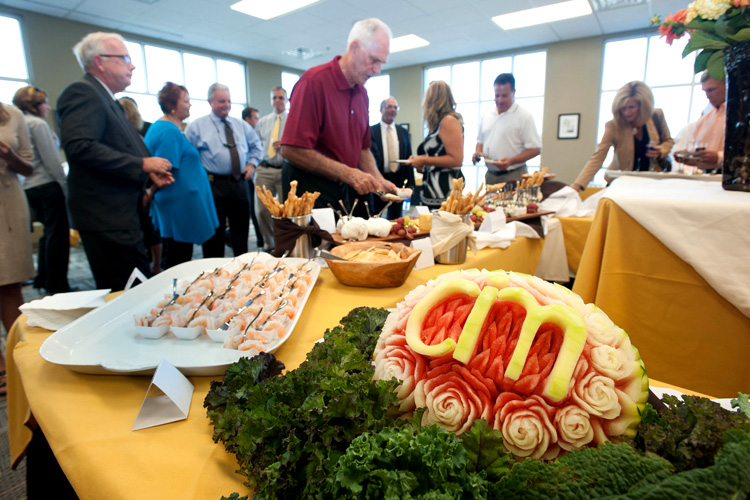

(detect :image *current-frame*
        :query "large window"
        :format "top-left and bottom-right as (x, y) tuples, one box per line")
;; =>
(281, 71), (300, 110)
(120, 41), (246, 124)
(593, 34), (707, 184)
(364, 74), (391, 126)
(424, 51), (546, 190)
(0, 14), (30, 104)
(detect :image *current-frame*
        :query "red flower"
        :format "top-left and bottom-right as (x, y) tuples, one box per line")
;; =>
(735, 0), (749, 7)
(658, 10), (688, 45)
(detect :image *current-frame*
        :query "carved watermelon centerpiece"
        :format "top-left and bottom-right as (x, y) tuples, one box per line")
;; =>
(373, 269), (649, 460)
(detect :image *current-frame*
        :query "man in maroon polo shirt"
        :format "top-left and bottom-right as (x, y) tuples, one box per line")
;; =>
(280, 17), (397, 216)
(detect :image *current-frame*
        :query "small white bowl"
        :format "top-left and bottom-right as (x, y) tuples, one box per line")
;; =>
(206, 327), (237, 343)
(171, 326), (203, 340)
(135, 324), (170, 339)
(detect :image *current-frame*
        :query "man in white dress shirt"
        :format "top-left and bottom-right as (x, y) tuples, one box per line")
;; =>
(369, 96), (413, 218)
(472, 73), (541, 184)
(253, 86), (288, 251)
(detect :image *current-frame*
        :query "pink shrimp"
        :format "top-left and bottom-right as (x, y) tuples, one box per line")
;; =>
(260, 320), (286, 341)
(151, 314), (173, 328)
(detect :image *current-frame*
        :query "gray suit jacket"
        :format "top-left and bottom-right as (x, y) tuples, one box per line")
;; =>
(57, 73), (150, 236)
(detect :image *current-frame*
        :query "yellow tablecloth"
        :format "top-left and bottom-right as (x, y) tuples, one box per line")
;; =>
(573, 197), (750, 397)
(556, 216), (593, 274)
(8, 241), (545, 498)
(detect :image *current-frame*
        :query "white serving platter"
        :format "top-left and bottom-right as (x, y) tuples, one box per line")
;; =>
(607, 170), (722, 181)
(39, 253), (320, 376)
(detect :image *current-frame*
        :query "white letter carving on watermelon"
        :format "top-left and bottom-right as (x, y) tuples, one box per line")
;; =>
(373, 269), (649, 460)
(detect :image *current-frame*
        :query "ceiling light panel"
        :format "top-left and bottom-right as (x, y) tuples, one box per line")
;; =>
(230, 0), (320, 21)
(492, 0), (593, 30)
(390, 34), (430, 53)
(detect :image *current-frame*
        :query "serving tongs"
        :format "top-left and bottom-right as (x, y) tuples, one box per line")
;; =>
(219, 289), (266, 331)
(154, 279), (179, 319)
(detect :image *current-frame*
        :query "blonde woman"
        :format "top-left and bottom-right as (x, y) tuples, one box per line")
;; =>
(408, 80), (464, 209)
(573, 81), (673, 190)
(13, 86), (71, 293)
(0, 101), (34, 393)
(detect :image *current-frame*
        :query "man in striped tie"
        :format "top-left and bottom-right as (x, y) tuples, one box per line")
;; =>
(253, 86), (288, 252)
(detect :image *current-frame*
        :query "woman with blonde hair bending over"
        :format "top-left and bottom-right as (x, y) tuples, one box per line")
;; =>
(408, 80), (465, 209)
(572, 81), (674, 191)
(13, 86), (71, 293)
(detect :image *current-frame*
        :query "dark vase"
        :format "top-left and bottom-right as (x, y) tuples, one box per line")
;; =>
(722, 43), (750, 191)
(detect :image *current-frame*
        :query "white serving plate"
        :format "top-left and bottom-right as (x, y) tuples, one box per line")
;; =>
(607, 170), (722, 181)
(40, 253), (320, 376)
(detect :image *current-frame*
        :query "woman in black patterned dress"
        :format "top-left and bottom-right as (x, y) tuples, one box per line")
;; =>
(407, 81), (464, 209)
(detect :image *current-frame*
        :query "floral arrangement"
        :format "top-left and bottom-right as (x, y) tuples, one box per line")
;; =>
(651, 0), (750, 79)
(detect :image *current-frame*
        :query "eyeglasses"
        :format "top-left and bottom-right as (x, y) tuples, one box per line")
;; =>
(99, 54), (132, 64)
(383, 105), (399, 110)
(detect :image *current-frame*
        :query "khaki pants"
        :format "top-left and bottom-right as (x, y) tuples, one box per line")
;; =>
(254, 164), (283, 250)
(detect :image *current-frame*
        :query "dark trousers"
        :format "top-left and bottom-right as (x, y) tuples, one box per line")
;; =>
(162, 237), (194, 269)
(25, 182), (71, 293)
(246, 177), (264, 247)
(78, 229), (150, 291)
(202, 174), (249, 258)
(281, 161), (369, 218)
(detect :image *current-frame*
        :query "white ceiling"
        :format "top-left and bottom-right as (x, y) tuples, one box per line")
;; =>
(1, 0), (687, 71)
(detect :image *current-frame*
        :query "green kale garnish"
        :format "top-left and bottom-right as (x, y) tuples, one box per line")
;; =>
(205, 307), (404, 499)
(326, 422), (492, 499)
(732, 392), (750, 419)
(632, 395), (750, 471)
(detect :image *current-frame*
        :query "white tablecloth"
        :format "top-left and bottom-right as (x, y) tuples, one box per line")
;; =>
(604, 177), (750, 318)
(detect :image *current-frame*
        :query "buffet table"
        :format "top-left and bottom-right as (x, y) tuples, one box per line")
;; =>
(9, 241), (550, 497)
(573, 178), (750, 397)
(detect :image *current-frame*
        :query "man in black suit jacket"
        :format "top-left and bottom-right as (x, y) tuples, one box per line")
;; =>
(57, 32), (173, 291)
(370, 96), (414, 219)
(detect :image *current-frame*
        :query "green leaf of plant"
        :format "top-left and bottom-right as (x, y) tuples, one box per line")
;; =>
(731, 393), (750, 419)
(707, 50), (726, 80)
(728, 27), (750, 43)
(685, 18), (717, 32)
(683, 31), (730, 57)
(461, 419), (513, 482)
(694, 49), (714, 73)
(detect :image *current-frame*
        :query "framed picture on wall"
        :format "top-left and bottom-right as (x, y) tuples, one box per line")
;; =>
(558, 113), (580, 140)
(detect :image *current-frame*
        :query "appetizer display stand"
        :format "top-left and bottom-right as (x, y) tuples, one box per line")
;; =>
(573, 193), (750, 397)
(8, 241), (548, 498)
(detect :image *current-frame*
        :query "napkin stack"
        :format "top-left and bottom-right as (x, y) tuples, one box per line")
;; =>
(430, 211), (477, 256)
(539, 185), (602, 217)
(20, 289), (111, 331)
(474, 210), (543, 250)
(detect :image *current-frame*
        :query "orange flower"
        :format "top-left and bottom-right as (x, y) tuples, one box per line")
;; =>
(669, 9), (688, 23)
(736, 0), (750, 6)
(658, 11), (688, 45)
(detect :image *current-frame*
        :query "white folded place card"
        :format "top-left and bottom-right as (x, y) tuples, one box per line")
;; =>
(21, 289), (111, 331)
(312, 207), (336, 234)
(478, 210), (506, 233)
(133, 359), (194, 431)
(411, 205), (430, 217)
(125, 267), (149, 291)
(411, 237), (435, 270)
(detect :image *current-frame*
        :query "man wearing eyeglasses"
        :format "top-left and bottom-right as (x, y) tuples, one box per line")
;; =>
(57, 32), (174, 291)
(280, 18), (397, 218)
(186, 83), (263, 258)
(370, 97), (413, 218)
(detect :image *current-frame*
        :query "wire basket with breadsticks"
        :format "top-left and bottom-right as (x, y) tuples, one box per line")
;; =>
(438, 178), (486, 215)
(256, 180), (320, 218)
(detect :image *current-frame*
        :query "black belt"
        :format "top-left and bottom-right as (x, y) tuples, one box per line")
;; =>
(206, 173), (241, 182)
(487, 165), (526, 176)
(259, 161), (282, 169)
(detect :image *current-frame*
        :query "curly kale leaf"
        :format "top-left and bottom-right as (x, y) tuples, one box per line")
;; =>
(205, 307), (403, 500)
(326, 424), (491, 500)
(633, 395), (750, 471)
(731, 392), (750, 419)
(493, 443), (674, 499)
(460, 419), (513, 482)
